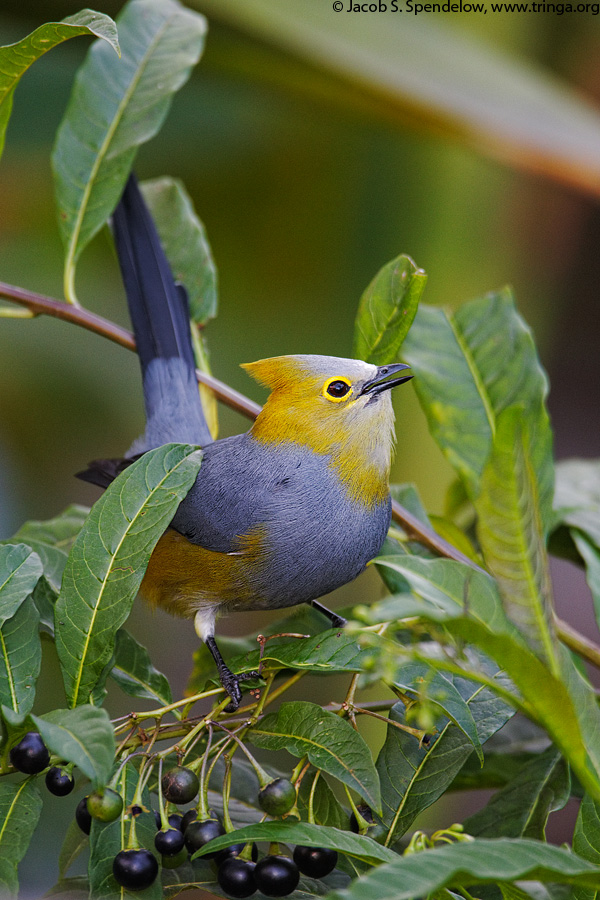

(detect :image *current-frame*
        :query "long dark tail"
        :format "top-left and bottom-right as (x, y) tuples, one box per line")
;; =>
(113, 174), (211, 449)
(77, 174), (211, 488)
(112, 174), (197, 375)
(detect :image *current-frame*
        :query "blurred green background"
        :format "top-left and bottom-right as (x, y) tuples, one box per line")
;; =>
(1, 0), (600, 894)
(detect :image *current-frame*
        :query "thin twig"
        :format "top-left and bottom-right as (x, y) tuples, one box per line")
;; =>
(2, 280), (599, 671)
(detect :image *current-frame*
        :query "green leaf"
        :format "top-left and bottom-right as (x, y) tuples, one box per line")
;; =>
(55, 443), (202, 707)
(0, 598), (41, 715)
(0, 779), (43, 898)
(401, 291), (548, 499)
(32, 705), (115, 787)
(52, 0), (207, 302)
(192, 820), (396, 866)
(12, 505), (89, 549)
(0, 10), (119, 162)
(0, 544), (43, 628)
(324, 838), (600, 900)
(370, 555), (600, 803)
(249, 701), (381, 813)
(572, 532), (600, 629)
(391, 662), (483, 762)
(234, 629), (371, 677)
(45, 875), (90, 899)
(372, 554), (513, 634)
(11, 505), (89, 593)
(446, 616), (600, 802)
(201, 0), (600, 197)
(377, 670), (513, 843)
(353, 255), (425, 365)
(140, 177), (217, 326)
(554, 459), (600, 551)
(58, 817), (89, 880)
(463, 746), (569, 839)
(297, 773), (349, 831)
(109, 628), (172, 707)
(573, 794), (600, 900)
(450, 752), (538, 792)
(89, 762), (160, 900)
(474, 405), (557, 667)
(390, 483), (432, 528)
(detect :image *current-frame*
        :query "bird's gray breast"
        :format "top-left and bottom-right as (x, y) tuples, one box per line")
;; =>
(171, 434), (391, 608)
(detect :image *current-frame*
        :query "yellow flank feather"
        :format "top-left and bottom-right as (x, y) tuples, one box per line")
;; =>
(243, 356), (396, 507)
(140, 526), (269, 618)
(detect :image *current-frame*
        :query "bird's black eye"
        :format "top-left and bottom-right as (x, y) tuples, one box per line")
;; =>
(325, 379), (351, 399)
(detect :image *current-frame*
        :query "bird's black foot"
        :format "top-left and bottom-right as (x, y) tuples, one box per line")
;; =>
(310, 599), (347, 629)
(205, 635), (260, 712)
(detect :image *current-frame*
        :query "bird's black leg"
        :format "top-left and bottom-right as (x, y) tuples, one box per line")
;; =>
(205, 635), (260, 712)
(310, 599), (347, 629)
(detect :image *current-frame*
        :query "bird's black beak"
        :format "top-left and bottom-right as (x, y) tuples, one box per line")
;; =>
(360, 363), (413, 396)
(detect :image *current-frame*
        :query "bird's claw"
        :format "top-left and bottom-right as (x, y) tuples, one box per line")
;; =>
(221, 669), (261, 712)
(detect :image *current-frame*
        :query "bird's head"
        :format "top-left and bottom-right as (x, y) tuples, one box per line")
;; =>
(242, 355), (413, 504)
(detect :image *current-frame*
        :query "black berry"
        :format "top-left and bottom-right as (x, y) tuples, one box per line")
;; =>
(184, 818), (225, 858)
(153, 810), (161, 829)
(9, 732), (50, 775)
(45, 766), (74, 797)
(217, 857), (257, 898)
(112, 848), (158, 891)
(254, 855), (299, 897)
(161, 766), (199, 805)
(180, 808), (198, 831)
(75, 796), (92, 835)
(257, 779), (296, 817)
(155, 827), (185, 856)
(87, 787), (123, 822)
(293, 845), (338, 878)
(168, 812), (183, 831)
(216, 842), (258, 865)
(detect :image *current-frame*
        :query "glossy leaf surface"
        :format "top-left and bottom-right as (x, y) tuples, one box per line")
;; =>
(353, 255), (425, 365)
(12, 505), (88, 593)
(573, 794), (600, 900)
(402, 291), (548, 499)
(109, 628), (172, 707)
(33, 705), (115, 787)
(325, 838), (600, 900)
(475, 405), (557, 667)
(377, 674), (512, 843)
(54, 443), (202, 707)
(52, 0), (207, 301)
(0, 779), (43, 898)
(140, 177), (217, 326)
(377, 554), (600, 801)
(464, 746), (569, 839)
(0, 598), (41, 715)
(0, 544), (43, 629)
(192, 820), (395, 865)
(0, 10), (118, 160)
(250, 701), (381, 813)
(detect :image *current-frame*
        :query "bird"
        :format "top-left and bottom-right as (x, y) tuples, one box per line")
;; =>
(78, 174), (413, 710)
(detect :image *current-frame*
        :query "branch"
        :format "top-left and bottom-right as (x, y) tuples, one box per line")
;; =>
(1, 280), (598, 670)
(0, 281), (260, 419)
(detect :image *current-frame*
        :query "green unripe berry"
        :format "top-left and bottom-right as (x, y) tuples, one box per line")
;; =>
(87, 787), (124, 822)
(257, 778), (296, 817)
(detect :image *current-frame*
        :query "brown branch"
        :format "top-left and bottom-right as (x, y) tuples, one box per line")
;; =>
(2, 280), (598, 670)
(0, 281), (261, 420)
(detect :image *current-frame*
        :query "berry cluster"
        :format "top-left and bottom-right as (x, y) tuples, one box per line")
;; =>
(9, 735), (341, 896)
